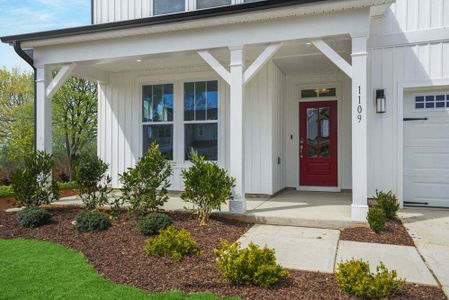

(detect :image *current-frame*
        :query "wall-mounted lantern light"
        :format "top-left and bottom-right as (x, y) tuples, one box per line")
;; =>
(376, 89), (386, 113)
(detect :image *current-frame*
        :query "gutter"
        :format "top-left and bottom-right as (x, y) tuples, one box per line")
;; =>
(13, 41), (37, 151)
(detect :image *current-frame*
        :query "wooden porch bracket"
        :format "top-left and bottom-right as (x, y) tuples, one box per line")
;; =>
(243, 43), (282, 84)
(197, 51), (231, 84)
(46, 63), (76, 99)
(311, 39), (352, 78)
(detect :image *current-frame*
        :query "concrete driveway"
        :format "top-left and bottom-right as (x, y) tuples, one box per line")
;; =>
(400, 208), (449, 296)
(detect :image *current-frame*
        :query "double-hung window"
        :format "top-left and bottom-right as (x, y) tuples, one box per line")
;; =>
(153, 0), (185, 15)
(142, 84), (174, 160)
(196, 0), (231, 9)
(184, 81), (219, 161)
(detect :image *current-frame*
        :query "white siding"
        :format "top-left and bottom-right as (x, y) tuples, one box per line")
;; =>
(98, 62), (283, 195)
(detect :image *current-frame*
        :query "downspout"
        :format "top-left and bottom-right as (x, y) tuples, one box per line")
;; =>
(13, 41), (37, 151)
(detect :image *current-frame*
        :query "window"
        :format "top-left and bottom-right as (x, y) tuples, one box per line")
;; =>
(184, 81), (218, 161)
(301, 87), (336, 99)
(142, 84), (174, 159)
(153, 0), (185, 15)
(415, 93), (449, 110)
(197, 0), (231, 9)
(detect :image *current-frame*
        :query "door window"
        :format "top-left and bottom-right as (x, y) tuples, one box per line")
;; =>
(306, 107), (331, 158)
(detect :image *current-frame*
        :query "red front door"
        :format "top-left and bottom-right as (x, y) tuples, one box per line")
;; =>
(299, 101), (338, 187)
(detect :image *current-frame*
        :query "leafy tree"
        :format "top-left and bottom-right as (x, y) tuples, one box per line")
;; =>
(53, 77), (97, 180)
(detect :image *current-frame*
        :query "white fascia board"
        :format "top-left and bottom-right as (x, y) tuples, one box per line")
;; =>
(34, 8), (370, 66)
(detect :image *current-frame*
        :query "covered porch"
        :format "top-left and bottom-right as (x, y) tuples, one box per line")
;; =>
(9, 1), (382, 222)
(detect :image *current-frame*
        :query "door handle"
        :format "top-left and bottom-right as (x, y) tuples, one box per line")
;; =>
(300, 138), (304, 159)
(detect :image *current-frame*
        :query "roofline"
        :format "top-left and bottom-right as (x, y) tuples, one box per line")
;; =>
(1, 0), (327, 44)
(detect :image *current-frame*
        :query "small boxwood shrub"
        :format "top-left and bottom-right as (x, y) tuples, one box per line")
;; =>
(367, 206), (387, 233)
(181, 151), (235, 226)
(145, 226), (198, 261)
(75, 211), (112, 233)
(214, 240), (289, 288)
(336, 259), (405, 299)
(16, 207), (52, 228)
(374, 190), (399, 220)
(137, 212), (173, 236)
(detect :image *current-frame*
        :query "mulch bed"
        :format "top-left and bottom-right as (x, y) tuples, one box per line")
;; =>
(0, 189), (77, 211)
(0, 208), (445, 300)
(340, 218), (415, 247)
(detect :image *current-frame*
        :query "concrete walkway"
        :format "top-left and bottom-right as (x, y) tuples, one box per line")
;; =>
(400, 208), (449, 295)
(238, 224), (438, 286)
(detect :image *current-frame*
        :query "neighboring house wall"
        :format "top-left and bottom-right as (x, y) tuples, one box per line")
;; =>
(367, 0), (449, 196)
(97, 61), (285, 195)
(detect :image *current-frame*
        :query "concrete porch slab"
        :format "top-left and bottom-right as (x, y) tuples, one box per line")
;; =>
(336, 241), (437, 286)
(237, 224), (340, 273)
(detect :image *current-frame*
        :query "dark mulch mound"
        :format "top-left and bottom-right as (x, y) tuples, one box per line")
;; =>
(340, 218), (415, 246)
(0, 208), (445, 300)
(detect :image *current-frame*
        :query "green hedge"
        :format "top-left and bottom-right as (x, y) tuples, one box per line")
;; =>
(0, 182), (78, 199)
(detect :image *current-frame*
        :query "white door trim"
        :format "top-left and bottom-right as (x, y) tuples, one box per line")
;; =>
(397, 79), (449, 207)
(296, 82), (342, 192)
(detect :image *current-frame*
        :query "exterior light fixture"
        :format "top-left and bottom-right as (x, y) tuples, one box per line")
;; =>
(376, 89), (386, 113)
(136, 59), (142, 62)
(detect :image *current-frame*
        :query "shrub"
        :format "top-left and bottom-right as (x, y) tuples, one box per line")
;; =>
(367, 206), (387, 233)
(336, 259), (405, 299)
(145, 226), (198, 261)
(10, 151), (60, 208)
(214, 240), (289, 288)
(374, 190), (399, 219)
(137, 212), (173, 236)
(16, 207), (52, 228)
(181, 151), (235, 226)
(120, 143), (172, 215)
(75, 211), (112, 233)
(74, 156), (112, 211)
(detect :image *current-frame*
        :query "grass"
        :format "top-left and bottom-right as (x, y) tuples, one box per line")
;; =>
(0, 182), (79, 199)
(0, 239), (236, 300)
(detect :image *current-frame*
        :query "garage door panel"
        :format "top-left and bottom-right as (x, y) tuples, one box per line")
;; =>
(404, 91), (449, 207)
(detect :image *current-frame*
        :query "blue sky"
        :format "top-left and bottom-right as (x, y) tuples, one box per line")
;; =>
(0, 0), (91, 71)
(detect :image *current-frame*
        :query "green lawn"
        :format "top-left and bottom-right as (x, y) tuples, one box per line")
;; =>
(0, 239), (235, 300)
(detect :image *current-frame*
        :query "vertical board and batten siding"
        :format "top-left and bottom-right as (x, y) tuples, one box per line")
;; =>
(367, 0), (449, 196)
(97, 62), (284, 195)
(94, 0), (150, 24)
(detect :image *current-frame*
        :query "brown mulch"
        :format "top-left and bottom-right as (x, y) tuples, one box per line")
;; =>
(0, 189), (77, 211)
(0, 208), (445, 300)
(340, 218), (415, 246)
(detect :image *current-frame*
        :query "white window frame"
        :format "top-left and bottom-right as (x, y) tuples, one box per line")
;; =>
(150, 0), (245, 15)
(413, 92), (449, 112)
(183, 79), (220, 163)
(151, 0), (189, 16)
(141, 82), (176, 161)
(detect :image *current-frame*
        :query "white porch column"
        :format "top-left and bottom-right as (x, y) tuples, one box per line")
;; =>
(351, 34), (369, 221)
(228, 46), (246, 214)
(35, 66), (52, 153)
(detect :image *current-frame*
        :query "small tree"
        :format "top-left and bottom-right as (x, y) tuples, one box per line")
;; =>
(10, 151), (60, 208)
(181, 151), (235, 226)
(120, 143), (172, 215)
(74, 155), (112, 210)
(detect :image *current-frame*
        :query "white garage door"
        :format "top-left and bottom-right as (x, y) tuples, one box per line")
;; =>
(404, 91), (449, 207)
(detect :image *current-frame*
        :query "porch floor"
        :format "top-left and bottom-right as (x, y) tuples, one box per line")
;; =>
(56, 189), (354, 229)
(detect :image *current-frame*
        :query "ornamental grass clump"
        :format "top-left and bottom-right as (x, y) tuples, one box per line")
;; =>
(74, 155), (112, 211)
(145, 226), (198, 261)
(120, 143), (172, 215)
(374, 190), (400, 220)
(336, 259), (405, 299)
(181, 151), (235, 226)
(214, 240), (289, 288)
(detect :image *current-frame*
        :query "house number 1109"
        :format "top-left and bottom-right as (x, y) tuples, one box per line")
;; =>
(357, 85), (362, 123)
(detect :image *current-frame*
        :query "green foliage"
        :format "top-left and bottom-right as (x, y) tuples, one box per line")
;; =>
(0, 185), (14, 198)
(16, 207), (52, 228)
(120, 143), (172, 215)
(74, 155), (112, 211)
(53, 77), (97, 180)
(181, 151), (235, 226)
(336, 259), (405, 299)
(145, 226), (198, 261)
(374, 190), (399, 220)
(137, 212), (173, 236)
(57, 181), (79, 190)
(214, 240), (289, 288)
(75, 211), (112, 233)
(367, 206), (387, 233)
(10, 151), (60, 208)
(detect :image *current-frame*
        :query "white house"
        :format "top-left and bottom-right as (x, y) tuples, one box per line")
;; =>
(2, 0), (449, 221)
